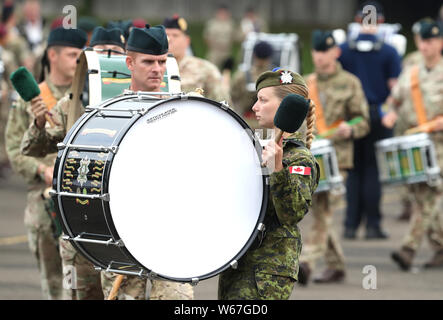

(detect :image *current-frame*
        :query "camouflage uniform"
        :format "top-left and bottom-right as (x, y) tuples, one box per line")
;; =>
(231, 63), (270, 130)
(300, 63), (370, 272)
(218, 132), (320, 300)
(390, 58), (443, 253)
(402, 50), (423, 70)
(178, 55), (230, 102)
(4, 79), (70, 299)
(0, 47), (19, 170)
(21, 95), (194, 300)
(203, 17), (236, 70)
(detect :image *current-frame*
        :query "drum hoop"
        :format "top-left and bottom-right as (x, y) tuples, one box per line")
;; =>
(56, 94), (270, 281)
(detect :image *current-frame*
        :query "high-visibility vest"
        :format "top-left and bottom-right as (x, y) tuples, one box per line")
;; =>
(307, 74), (342, 134)
(410, 65), (427, 126)
(38, 81), (57, 110)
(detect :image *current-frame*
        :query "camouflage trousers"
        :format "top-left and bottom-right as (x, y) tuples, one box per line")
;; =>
(299, 191), (346, 271)
(402, 182), (443, 252)
(218, 267), (295, 300)
(101, 273), (194, 300)
(24, 191), (63, 299)
(59, 237), (104, 300)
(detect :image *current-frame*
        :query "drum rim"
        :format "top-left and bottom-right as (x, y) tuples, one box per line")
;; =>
(56, 94), (270, 282)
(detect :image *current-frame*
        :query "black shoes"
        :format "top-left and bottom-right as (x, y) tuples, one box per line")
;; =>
(343, 228), (357, 239)
(297, 262), (311, 286)
(365, 228), (389, 239)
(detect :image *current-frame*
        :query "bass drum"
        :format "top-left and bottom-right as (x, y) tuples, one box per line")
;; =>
(51, 93), (269, 283)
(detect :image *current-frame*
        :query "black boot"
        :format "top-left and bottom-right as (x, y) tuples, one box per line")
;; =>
(365, 227), (389, 240)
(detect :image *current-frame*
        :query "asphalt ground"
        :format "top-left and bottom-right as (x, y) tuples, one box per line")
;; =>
(1, 171), (442, 300)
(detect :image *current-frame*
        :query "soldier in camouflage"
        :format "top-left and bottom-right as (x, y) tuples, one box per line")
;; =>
(163, 15), (230, 103)
(21, 25), (194, 300)
(203, 4), (237, 71)
(297, 30), (370, 285)
(5, 27), (92, 300)
(218, 69), (320, 300)
(230, 41), (274, 130)
(383, 21), (443, 271)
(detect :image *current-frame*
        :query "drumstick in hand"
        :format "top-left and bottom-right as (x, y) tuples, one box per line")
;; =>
(262, 94), (310, 167)
(10, 66), (55, 128)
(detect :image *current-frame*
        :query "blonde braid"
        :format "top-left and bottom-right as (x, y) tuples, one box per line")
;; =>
(305, 100), (316, 150)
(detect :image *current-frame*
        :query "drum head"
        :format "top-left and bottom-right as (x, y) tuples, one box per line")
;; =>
(108, 97), (265, 280)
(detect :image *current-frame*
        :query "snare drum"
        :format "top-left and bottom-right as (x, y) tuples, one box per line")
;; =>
(51, 94), (268, 284)
(375, 133), (441, 186)
(310, 139), (344, 194)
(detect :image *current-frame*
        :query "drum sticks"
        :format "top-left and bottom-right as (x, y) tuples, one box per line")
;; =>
(9, 67), (56, 128)
(316, 116), (363, 139)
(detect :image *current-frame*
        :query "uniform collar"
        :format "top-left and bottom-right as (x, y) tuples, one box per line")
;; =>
(282, 131), (305, 148)
(45, 77), (71, 100)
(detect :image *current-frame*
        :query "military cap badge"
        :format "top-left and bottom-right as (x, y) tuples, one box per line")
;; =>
(178, 17), (188, 32)
(431, 26), (439, 35)
(280, 71), (293, 84)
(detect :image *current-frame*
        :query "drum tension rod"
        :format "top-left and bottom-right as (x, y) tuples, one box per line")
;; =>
(191, 278), (199, 286)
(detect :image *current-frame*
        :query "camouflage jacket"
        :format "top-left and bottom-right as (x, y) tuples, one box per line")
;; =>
(20, 94), (72, 158)
(305, 63), (370, 169)
(179, 55), (230, 102)
(203, 18), (236, 54)
(6, 79), (70, 188)
(390, 58), (443, 170)
(236, 132), (320, 280)
(402, 50), (423, 71)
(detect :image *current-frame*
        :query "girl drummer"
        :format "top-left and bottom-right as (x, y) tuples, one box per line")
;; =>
(218, 69), (320, 299)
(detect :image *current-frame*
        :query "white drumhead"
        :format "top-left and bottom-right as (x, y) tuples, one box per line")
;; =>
(108, 98), (264, 279)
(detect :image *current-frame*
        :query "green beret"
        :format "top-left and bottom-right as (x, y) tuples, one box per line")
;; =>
(163, 15), (188, 33)
(47, 27), (87, 49)
(107, 20), (133, 40)
(312, 30), (336, 52)
(127, 24), (168, 55)
(256, 69), (307, 92)
(90, 27), (126, 49)
(412, 17), (433, 35)
(78, 16), (99, 32)
(419, 21), (442, 39)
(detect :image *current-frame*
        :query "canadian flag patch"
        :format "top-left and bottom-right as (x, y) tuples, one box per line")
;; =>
(289, 166), (311, 175)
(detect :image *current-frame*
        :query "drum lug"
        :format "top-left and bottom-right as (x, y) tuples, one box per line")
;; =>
(265, 177), (270, 185)
(230, 260), (238, 270)
(219, 101), (229, 110)
(88, 69), (99, 75)
(147, 271), (158, 280)
(57, 142), (66, 150)
(191, 278), (199, 286)
(257, 223), (265, 232)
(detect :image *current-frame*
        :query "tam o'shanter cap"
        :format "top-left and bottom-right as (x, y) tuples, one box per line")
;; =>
(47, 27), (87, 49)
(90, 27), (126, 49)
(163, 14), (188, 33)
(127, 24), (168, 55)
(78, 16), (99, 32)
(312, 30), (336, 51)
(419, 21), (442, 39)
(256, 69), (307, 92)
(253, 41), (273, 59)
